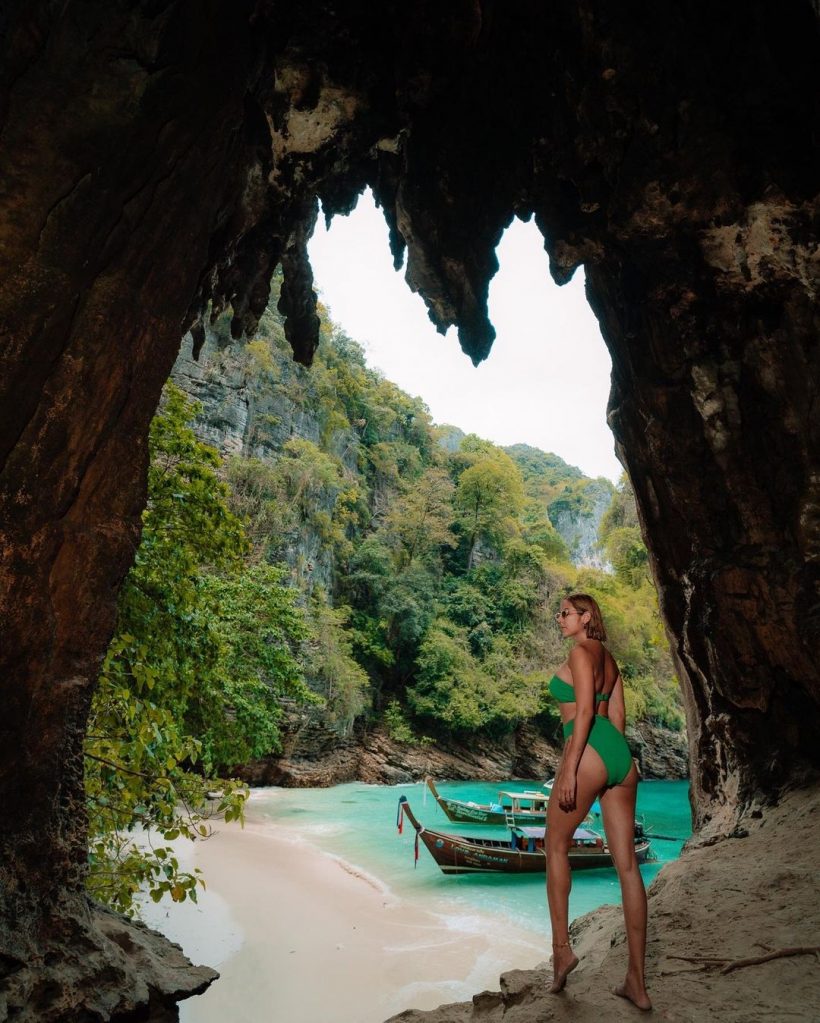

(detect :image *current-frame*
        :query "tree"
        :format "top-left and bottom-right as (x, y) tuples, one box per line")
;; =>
(85, 384), (315, 914)
(454, 451), (525, 569)
(407, 623), (540, 733)
(382, 467), (456, 569)
(599, 474), (650, 587)
(303, 593), (369, 732)
(604, 525), (650, 588)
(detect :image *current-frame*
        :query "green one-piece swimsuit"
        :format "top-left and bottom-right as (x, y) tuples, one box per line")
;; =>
(548, 674), (633, 786)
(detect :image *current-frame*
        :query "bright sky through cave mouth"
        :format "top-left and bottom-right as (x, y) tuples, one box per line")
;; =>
(308, 189), (622, 483)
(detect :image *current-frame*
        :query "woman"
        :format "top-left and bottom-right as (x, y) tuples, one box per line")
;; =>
(546, 593), (651, 1011)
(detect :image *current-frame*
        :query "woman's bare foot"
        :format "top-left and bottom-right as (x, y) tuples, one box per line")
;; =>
(549, 945), (579, 993)
(613, 976), (652, 1011)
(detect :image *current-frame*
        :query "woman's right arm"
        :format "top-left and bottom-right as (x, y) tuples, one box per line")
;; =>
(609, 671), (626, 733)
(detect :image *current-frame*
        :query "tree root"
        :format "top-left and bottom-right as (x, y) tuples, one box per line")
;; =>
(667, 946), (820, 975)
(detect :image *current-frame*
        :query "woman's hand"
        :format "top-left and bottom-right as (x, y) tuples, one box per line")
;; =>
(554, 770), (577, 812)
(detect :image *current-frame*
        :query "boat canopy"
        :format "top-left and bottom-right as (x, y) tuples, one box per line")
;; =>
(497, 790), (549, 803)
(512, 825), (602, 841)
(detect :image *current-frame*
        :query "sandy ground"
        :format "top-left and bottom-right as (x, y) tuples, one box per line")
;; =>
(142, 785), (820, 1023)
(386, 784), (820, 1023)
(142, 810), (548, 1023)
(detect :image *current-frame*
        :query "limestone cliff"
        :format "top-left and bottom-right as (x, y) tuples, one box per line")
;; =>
(548, 479), (614, 569)
(170, 299), (685, 787)
(172, 324), (346, 594)
(237, 715), (687, 788)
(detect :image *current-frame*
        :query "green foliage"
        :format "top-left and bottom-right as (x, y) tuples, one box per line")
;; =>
(173, 275), (683, 758)
(384, 700), (416, 744)
(599, 474), (650, 588)
(408, 623), (494, 730)
(547, 477), (615, 530)
(85, 385), (316, 915)
(407, 622), (541, 733)
(505, 444), (586, 488)
(604, 526), (649, 588)
(520, 501), (571, 563)
(278, 438), (345, 522)
(382, 467), (457, 569)
(191, 566), (318, 770)
(454, 449), (525, 568)
(304, 594), (369, 731)
(599, 472), (641, 537)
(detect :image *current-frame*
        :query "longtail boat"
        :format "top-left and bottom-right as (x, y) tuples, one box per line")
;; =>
(426, 776), (550, 825)
(397, 796), (652, 875)
(426, 777), (603, 825)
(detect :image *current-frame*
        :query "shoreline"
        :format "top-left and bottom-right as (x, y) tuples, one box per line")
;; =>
(142, 796), (550, 1023)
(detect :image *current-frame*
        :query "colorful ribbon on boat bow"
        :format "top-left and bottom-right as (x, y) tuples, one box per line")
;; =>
(397, 798), (420, 866)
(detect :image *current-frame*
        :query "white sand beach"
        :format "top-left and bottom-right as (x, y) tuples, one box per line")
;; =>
(142, 803), (549, 1023)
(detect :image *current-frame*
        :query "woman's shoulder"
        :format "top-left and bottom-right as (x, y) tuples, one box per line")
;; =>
(571, 639), (602, 657)
(568, 643), (596, 668)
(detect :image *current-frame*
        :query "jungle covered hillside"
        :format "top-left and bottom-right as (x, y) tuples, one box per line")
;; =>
(174, 275), (684, 743)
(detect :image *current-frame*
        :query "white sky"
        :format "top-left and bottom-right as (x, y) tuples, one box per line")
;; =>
(308, 190), (622, 483)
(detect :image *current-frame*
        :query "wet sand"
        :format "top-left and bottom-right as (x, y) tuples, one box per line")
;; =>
(142, 809), (548, 1023)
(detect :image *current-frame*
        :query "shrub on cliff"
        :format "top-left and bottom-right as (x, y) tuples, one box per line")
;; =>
(85, 385), (316, 915)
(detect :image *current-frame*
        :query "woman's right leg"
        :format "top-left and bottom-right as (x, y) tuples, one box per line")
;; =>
(599, 765), (652, 1010)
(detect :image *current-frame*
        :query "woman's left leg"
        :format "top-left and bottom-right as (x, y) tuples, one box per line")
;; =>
(546, 749), (608, 991)
(599, 765), (652, 1010)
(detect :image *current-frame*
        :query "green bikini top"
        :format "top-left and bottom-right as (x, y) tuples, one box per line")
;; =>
(549, 674), (611, 704)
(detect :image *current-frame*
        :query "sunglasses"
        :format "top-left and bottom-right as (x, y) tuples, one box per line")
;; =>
(554, 609), (584, 620)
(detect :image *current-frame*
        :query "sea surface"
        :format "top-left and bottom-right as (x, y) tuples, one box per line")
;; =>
(254, 778), (692, 935)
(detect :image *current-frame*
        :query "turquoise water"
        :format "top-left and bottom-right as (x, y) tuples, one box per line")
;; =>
(255, 779), (691, 936)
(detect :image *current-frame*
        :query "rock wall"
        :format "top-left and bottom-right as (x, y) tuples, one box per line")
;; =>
(627, 722), (689, 781)
(549, 479), (614, 569)
(0, 1), (817, 1018)
(172, 326), (351, 594)
(239, 715), (687, 788)
(0, 3), (264, 1013)
(239, 719), (563, 787)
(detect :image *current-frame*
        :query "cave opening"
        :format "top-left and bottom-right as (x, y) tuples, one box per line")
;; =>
(308, 188), (620, 482)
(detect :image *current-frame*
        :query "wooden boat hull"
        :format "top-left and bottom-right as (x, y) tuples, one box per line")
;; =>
(399, 797), (652, 875)
(435, 797), (538, 826)
(427, 778), (548, 826)
(418, 829), (651, 874)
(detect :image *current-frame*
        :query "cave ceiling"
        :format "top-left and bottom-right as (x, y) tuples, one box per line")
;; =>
(197, 1), (819, 371)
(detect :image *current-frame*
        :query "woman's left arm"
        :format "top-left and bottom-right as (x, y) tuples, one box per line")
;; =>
(555, 646), (596, 811)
